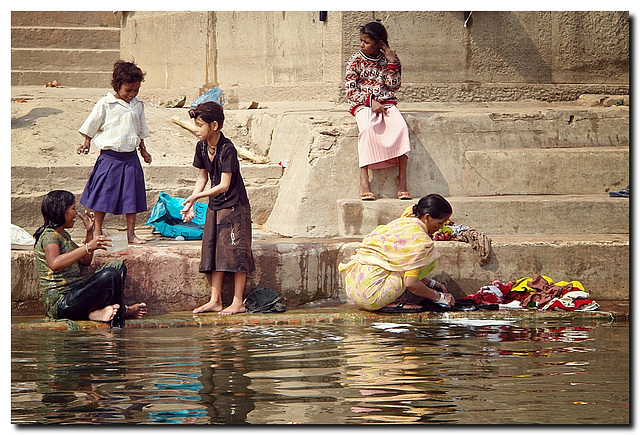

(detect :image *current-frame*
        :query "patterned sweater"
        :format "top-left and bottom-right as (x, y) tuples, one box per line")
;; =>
(345, 50), (402, 116)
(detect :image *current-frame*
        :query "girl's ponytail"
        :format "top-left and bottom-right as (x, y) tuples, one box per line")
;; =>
(412, 204), (420, 217)
(413, 194), (452, 220)
(360, 21), (389, 47)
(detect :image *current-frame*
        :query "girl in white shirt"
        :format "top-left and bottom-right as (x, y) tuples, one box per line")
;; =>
(77, 60), (152, 244)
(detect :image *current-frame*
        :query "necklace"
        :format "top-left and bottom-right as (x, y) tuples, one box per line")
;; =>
(205, 141), (216, 157)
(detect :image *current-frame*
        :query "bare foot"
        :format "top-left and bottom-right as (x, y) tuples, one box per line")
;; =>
(89, 304), (120, 322)
(193, 301), (223, 314)
(124, 302), (147, 319)
(219, 304), (246, 316)
(128, 235), (146, 245)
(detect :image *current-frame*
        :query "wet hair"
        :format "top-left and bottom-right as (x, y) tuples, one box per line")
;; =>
(360, 21), (389, 47)
(412, 194), (453, 220)
(188, 101), (225, 129)
(33, 190), (76, 242)
(111, 60), (145, 91)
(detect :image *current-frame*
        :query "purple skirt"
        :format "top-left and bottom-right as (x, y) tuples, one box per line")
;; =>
(80, 150), (147, 215)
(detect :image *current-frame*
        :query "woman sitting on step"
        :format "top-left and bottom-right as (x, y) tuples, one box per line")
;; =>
(33, 190), (147, 327)
(339, 194), (455, 313)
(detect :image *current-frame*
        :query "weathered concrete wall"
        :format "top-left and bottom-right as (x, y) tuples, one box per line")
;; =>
(120, 11), (629, 102)
(119, 11), (215, 91)
(261, 103), (629, 238)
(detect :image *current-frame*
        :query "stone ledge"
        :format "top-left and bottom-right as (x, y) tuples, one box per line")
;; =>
(337, 196), (630, 237)
(10, 302), (629, 331)
(11, 233), (629, 316)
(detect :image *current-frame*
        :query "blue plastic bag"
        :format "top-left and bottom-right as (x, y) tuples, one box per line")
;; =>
(190, 87), (224, 107)
(145, 192), (207, 240)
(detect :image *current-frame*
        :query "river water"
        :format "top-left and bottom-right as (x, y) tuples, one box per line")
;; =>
(11, 318), (629, 424)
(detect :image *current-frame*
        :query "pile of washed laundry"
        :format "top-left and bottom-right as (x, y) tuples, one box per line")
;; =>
(434, 221), (492, 265)
(459, 273), (600, 312)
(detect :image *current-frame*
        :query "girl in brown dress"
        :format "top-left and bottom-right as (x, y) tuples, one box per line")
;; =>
(181, 102), (255, 316)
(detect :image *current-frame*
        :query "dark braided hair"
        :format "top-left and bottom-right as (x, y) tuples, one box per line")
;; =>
(412, 194), (452, 220)
(360, 21), (389, 47)
(33, 190), (76, 242)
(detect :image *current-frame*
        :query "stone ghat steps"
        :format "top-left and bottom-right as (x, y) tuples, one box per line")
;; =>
(11, 232), (629, 316)
(263, 103), (629, 237)
(11, 48), (120, 88)
(11, 163), (283, 228)
(11, 11), (121, 88)
(337, 195), (629, 237)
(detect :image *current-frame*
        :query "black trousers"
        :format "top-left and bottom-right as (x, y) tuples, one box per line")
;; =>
(57, 260), (127, 327)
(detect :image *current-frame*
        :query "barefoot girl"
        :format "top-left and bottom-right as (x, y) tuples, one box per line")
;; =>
(78, 60), (152, 244)
(33, 190), (147, 327)
(345, 21), (412, 201)
(181, 102), (255, 316)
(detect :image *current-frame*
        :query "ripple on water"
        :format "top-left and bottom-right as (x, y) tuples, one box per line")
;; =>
(11, 321), (629, 424)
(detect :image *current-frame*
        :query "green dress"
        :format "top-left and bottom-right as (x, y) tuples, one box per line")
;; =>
(33, 228), (83, 319)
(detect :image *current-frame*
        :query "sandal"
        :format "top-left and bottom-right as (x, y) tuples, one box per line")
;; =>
(377, 302), (424, 313)
(609, 188), (629, 197)
(361, 192), (376, 201)
(397, 191), (412, 200)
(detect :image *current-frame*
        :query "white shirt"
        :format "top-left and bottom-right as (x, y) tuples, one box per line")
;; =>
(79, 92), (150, 152)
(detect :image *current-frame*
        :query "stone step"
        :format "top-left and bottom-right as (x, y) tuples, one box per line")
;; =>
(11, 163), (282, 229)
(364, 146), (629, 201)
(337, 195), (629, 237)
(11, 232), (629, 316)
(11, 11), (121, 28)
(11, 26), (120, 50)
(12, 185), (279, 230)
(403, 106), (629, 151)
(11, 164), (283, 195)
(11, 70), (114, 88)
(462, 147), (628, 195)
(11, 48), (121, 72)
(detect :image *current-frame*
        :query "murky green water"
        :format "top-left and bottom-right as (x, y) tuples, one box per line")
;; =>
(11, 319), (629, 424)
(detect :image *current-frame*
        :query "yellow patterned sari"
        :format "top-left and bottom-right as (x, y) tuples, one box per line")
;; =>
(338, 216), (437, 311)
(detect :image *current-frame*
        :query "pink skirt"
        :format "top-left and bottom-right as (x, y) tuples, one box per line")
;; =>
(355, 104), (411, 169)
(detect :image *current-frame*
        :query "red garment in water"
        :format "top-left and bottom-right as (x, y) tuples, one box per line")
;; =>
(459, 281), (512, 305)
(544, 297), (598, 311)
(541, 289), (599, 311)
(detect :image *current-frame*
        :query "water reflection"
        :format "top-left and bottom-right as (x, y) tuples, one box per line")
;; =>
(197, 330), (256, 423)
(11, 321), (629, 424)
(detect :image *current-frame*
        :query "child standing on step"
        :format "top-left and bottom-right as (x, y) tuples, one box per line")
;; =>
(181, 102), (255, 316)
(345, 21), (412, 201)
(78, 60), (152, 244)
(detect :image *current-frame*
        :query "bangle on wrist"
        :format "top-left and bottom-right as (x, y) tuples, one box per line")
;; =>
(434, 291), (445, 304)
(85, 244), (91, 254)
(429, 279), (437, 288)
